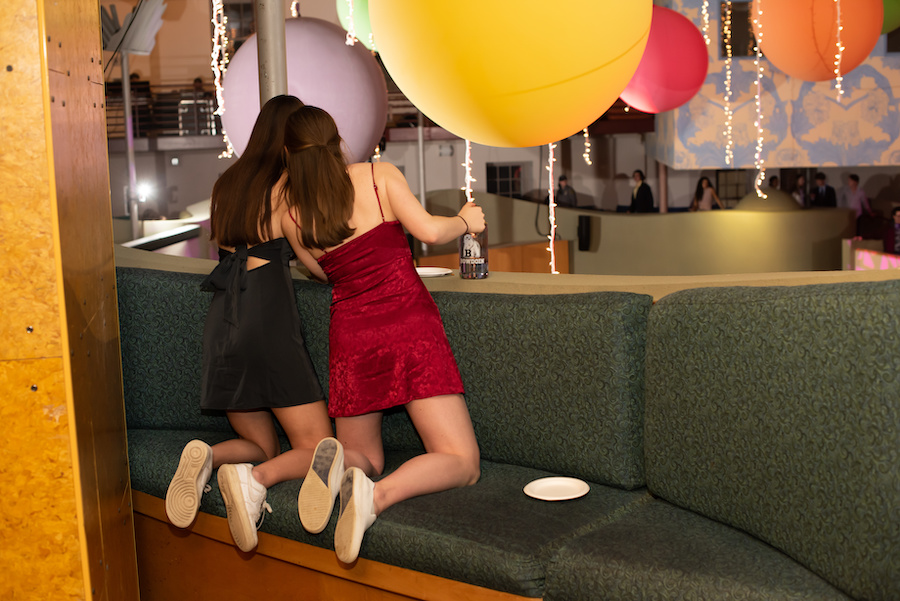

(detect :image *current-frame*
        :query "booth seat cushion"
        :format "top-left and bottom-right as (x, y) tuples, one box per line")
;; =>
(644, 280), (900, 601)
(543, 498), (852, 601)
(127, 429), (647, 598)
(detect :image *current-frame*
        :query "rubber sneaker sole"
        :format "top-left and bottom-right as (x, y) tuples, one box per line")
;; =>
(298, 437), (344, 534)
(218, 464), (258, 552)
(165, 440), (211, 528)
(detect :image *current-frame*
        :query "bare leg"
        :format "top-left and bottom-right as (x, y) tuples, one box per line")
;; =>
(211, 410), (281, 467)
(337, 394), (480, 515)
(251, 401), (333, 488)
(336, 411), (386, 477)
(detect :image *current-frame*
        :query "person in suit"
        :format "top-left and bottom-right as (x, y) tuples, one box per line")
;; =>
(629, 170), (654, 213)
(555, 175), (578, 207)
(809, 172), (837, 208)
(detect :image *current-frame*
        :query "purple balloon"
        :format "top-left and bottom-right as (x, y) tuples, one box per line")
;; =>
(222, 18), (388, 163)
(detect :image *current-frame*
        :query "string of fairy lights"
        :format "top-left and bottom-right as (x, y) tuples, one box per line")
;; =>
(833, 0), (845, 101)
(751, 0), (767, 197)
(344, 0), (357, 46)
(723, 0), (734, 166)
(210, 0), (234, 158)
(546, 143), (560, 275)
(582, 128), (592, 166)
(462, 140), (475, 204)
(290, 1), (300, 17)
(701, 0), (711, 46)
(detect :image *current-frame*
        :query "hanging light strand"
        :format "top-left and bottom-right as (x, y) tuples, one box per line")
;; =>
(723, 0), (734, 166)
(582, 128), (592, 166)
(372, 144), (381, 162)
(210, 0), (234, 158)
(345, 0), (357, 46)
(701, 0), (712, 45)
(752, 0), (767, 197)
(462, 140), (475, 203)
(290, 0), (300, 17)
(546, 143), (559, 275)
(833, 0), (845, 101)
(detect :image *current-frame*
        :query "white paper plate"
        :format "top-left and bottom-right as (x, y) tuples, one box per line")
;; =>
(416, 267), (453, 278)
(523, 477), (590, 501)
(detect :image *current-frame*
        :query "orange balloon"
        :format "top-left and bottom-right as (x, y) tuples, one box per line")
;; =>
(751, 0), (883, 82)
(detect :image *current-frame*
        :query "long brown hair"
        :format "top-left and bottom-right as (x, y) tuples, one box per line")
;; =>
(283, 106), (355, 250)
(209, 95), (303, 246)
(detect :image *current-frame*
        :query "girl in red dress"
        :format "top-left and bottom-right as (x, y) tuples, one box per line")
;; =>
(282, 106), (484, 564)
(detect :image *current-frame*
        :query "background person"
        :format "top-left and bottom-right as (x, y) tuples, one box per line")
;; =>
(555, 174), (577, 207)
(629, 170), (654, 213)
(884, 206), (900, 255)
(809, 172), (837, 207)
(792, 174), (808, 207)
(846, 174), (874, 218)
(691, 176), (723, 211)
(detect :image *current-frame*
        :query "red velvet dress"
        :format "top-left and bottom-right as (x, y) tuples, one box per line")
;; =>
(317, 176), (464, 418)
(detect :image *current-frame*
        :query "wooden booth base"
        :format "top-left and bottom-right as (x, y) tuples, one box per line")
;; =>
(133, 491), (536, 601)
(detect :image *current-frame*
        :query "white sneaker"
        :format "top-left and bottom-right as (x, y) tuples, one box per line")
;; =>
(217, 463), (272, 552)
(166, 440), (213, 528)
(334, 467), (377, 564)
(298, 437), (345, 534)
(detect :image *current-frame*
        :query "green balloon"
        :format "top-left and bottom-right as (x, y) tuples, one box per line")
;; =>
(883, 0), (900, 34)
(336, 0), (377, 52)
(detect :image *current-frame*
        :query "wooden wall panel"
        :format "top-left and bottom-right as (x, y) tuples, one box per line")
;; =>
(0, 1), (84, 599)
(0, 359), (83, 600)
(0, 0), (62, 362)
(44, 0), (139, 599)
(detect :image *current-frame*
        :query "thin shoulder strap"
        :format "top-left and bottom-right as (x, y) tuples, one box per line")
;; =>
(372, 162), (385, 222)
(287, 208), (301, 230)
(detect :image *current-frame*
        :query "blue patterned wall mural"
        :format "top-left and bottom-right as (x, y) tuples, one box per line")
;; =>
(649, 0), (900, 170)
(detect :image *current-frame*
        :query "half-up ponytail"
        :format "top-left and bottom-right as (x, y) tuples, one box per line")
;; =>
(210, 95), (303, 246)
(283, 107), (355, 250)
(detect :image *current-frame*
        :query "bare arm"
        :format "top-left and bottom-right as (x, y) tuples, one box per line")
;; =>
(381, 163), (485, 244)
(281, 210), (329, 283)
(712, 188), (724, 209)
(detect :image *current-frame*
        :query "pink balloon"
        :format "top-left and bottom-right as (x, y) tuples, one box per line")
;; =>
(222, 18), (388, 163)
(619, 6), (708, 114)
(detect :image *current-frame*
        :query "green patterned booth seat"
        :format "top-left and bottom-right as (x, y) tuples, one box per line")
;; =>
(118, 267), (653, 598)
(637, 281), (899, 601)
(119, 266), (898, 600)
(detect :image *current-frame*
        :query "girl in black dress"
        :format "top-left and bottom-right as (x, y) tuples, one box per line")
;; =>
(165, 95), (333, 553)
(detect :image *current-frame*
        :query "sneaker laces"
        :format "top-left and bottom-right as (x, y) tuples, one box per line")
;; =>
(256, 501), (273, 530)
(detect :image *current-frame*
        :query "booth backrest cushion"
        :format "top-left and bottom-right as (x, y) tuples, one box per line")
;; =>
(644, 280), (900, 601)
(119, 267), (652, 490)
(117, 267), (331, 431)
(431, 291), (653, 489)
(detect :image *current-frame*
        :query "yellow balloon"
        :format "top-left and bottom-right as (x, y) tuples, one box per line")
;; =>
(369, 0), (652, 148)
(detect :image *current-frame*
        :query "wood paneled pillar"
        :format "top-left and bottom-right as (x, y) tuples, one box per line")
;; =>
(0, 1), (139, 599)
